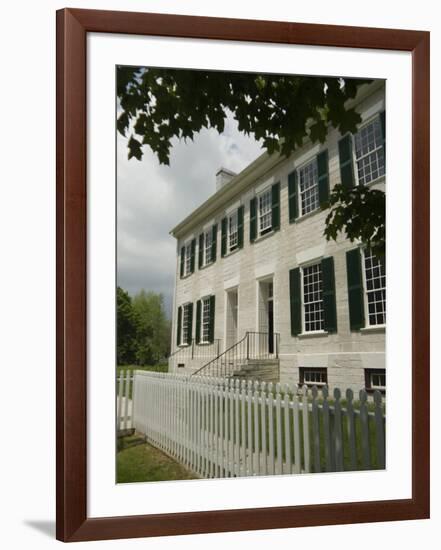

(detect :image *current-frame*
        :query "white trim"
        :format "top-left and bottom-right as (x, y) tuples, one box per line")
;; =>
(202, 218), (215, 231)
(296, 244), (326, 266)
(297, 156), (320, 218)
(361, 247), (386, 328)
(255, 263), (276, 280)
(292, 142), (321, 169)
(225, 200), (241, 215)
(300, 260), (325, 334)
(224, 276), (240, 290)
(297, 331), (328, 339)
(352, 111), (385, 187)
(257, 186), (272, 236)
(255, 176), (274, 195)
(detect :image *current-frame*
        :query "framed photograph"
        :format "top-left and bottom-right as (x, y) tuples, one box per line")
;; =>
(56, 8), (430, 542)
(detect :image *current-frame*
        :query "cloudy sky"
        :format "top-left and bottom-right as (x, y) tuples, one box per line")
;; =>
(117, 101), (263, 318)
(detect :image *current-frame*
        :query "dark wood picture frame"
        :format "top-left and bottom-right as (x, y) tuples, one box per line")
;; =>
(56, 8), (430, 542)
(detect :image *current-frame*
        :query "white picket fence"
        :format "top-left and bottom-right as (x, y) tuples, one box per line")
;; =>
(117, 371), (134, 432)
(131, 371), (385, 477)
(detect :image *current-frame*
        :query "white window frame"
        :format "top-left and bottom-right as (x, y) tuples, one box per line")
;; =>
(228, 210), (239, 252)
(258, 188), (272, 235)
(300, 261), (325, 334)
(300, 367), (328, 387)
(181, 302), (192, 346)
(297, 157), (320, 217)
(200, 296), (211, 344)
(352, 113), (385, 187)
(367, 369), (386, 391)
(203, 229), (213, 266)
(183, 241), (192, 276)
(361, 248), (386, 328)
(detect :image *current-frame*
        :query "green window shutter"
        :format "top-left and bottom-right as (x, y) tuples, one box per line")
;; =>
(271, 182), (280, 231)
(180, 246), (185, 278)
(289, 268), (302, 336)
(211, 224), (217, 263)
(380, 110), (386, 169)
(187, 303), (193, 344)
(237, 206), (244, 248)
(321, 256), (337, 333)
(198, 233), (204, 269)
(195, 300), (201, 344)
(288, 171), (298, 222)
(346, 248), (365, 331)
(221, 217), (227, 257)
(338, 135), (355, 189)
(176, 306), (182, 346)
(190, 239), (196, 273)
(250, 197), (257, 242)
(208, 295), (216, 343)
(317, 150), (330, 207)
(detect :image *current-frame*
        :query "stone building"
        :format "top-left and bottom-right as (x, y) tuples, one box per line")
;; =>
(168, 81), (386, 392)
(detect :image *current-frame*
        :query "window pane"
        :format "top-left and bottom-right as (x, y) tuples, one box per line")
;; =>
(184, 243), (192, 275)
(298, 159), (319, 215)
(364, 249), (386, 326)
(202, 298), (210, 343)
(182, 304), (190, 344)
(303, 263), (324, 332)
(369, 370), (386, 389)
(229, 211), (238, 251)
(354, 117), (385, 185)
(258, 190), (272, 234)
(303, 368), (327, 385)
(204, 230), (212, 265)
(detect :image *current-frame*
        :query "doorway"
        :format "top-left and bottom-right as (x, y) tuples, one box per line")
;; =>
(258, 279), (275, 356)
(226, 288), (238, 349)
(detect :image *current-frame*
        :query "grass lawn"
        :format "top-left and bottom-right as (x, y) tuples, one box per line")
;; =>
(117, 434), (197, 483)
(117, 364), (168, 375)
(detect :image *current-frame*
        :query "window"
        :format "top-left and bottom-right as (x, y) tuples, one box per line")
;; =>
(363, 249), (386, 326)
(204, 230), (213, 265)
(365, 369), (386, 391)
(258, 189), (272, 235)
(181, 303), (192, 345)
(201, 297), (211, 343)
(184, 242), (192, 276)
(298, 158), (320, 215)
(228, 211), (238, 251)
(300, 367), (328, 386)
(354, 116), (385, 185)
(302, 263), (324, 332)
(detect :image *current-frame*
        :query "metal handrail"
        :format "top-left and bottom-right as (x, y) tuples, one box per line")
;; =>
(168, 339), (221, 363)
(192, 331), (280, 378)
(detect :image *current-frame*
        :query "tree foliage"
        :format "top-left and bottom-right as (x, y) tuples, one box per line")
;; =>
(323, 184), (385, 258)
(132, 290), (171, 365)
(117, 67), (385, 257)
(116, 286), (171, 366)
(116, 286), (139, 365)
(117, 67), (370, 165)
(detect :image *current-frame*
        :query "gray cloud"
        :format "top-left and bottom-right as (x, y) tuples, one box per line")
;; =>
(117, 111), (262, 317)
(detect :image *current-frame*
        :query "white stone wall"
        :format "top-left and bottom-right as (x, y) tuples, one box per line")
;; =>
(169, 85), (386, 392)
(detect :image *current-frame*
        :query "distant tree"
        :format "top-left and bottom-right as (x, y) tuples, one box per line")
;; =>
(116, 286), (139, 365)
(132, 290), (171, 365)
(117, 67), (385, 258)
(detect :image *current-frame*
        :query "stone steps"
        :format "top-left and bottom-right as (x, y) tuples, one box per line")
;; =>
(229, 359), (280, 383)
